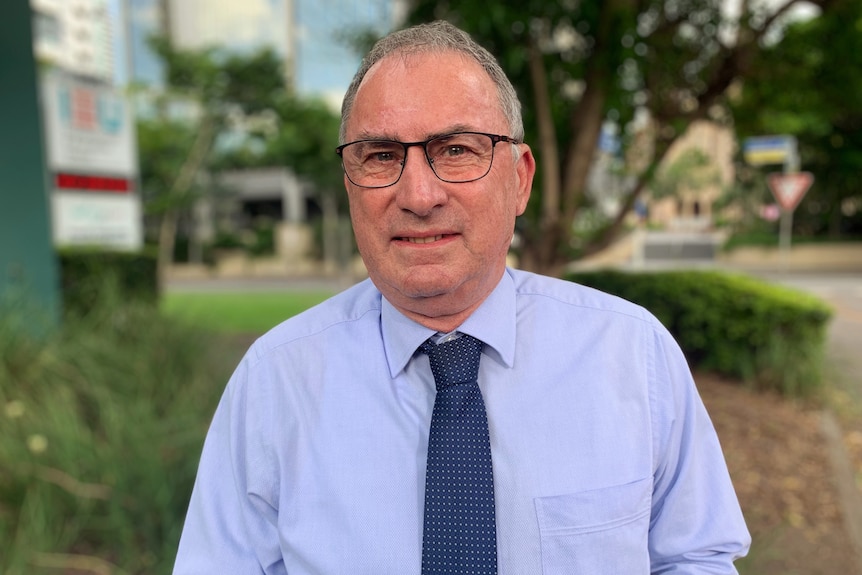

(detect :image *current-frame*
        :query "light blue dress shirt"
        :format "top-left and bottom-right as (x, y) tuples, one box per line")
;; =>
(173, 268), (750, 574)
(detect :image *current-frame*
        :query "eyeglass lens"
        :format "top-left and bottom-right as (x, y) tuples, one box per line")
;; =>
(340, 132), (497, 188)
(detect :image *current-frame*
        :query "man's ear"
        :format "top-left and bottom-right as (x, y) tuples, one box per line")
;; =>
(514, 144), (536, 216)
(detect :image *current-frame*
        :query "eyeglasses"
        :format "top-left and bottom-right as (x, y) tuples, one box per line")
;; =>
(335, 131), (519, 189)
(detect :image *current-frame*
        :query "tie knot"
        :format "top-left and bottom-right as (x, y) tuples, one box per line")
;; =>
(420, 334), (484, 391)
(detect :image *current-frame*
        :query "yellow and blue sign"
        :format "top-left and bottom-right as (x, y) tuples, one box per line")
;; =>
(743, 135), (796, 166)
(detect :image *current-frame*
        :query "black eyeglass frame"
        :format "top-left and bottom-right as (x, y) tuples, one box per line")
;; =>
(335, 131), (520, 189)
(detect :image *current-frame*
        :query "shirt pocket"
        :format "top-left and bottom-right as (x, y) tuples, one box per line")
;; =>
(534, 478), (651, 574)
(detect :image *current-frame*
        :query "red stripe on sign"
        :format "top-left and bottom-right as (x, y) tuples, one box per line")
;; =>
(55, 173), (132, 193)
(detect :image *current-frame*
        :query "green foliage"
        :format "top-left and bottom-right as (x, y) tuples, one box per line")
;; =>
(403, 1), (812, 271)
(135, 115), (198, 216)
(731, 1), (862, 238)
(211, 93), (344, 203)
(58, 249), (159, 317)
(138, 36), (346, 262)
(0, 286), (236, 574)
(567, 270), (833, 397)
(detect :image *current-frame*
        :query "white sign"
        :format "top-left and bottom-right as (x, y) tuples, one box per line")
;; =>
(767, 172), (814, 212)
(41, 71), (137, 175)
(40, 71), (143, 250)
(51, 192), (143, 251)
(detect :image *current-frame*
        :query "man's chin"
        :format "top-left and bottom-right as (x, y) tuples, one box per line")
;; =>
(374, 270), (463, 305)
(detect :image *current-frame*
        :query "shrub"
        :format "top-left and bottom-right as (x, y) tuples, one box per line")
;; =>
(566, 270), (833, 397)
(0, 286), (236, 574)
(58, 248), (159, 317)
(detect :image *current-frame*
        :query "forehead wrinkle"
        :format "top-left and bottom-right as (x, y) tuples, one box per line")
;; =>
(352, 124), (480, 144)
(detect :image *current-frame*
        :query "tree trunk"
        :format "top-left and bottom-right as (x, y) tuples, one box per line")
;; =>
(521, 33), (562, 276)
(157, 114), (215, 282)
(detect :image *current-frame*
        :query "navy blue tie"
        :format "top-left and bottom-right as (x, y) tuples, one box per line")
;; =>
(420, 334), (497, 575)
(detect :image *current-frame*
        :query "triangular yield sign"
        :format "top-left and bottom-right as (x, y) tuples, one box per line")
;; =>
(767, 172), (814, 212)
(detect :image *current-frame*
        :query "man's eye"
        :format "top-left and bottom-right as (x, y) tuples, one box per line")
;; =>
(361, 145), (401, 163)
(445, 146), (466, 157)
(372, 151), (396, 162)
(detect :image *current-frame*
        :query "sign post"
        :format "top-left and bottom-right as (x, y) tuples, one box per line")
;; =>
(767, 171), (814, 271)
(743, 134), (813, 272)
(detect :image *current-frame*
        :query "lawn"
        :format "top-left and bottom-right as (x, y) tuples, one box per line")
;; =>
(161, 290), (335, 334)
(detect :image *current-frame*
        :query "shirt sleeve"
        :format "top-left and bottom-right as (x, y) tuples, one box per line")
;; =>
(173, 353), (286, 575)
(647, 321), (752, 573)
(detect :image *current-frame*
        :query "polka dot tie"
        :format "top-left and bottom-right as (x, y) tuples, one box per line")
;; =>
(420, 334), (497, 575)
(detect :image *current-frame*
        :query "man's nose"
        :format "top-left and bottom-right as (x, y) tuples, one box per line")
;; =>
(394, 146), (448, 216)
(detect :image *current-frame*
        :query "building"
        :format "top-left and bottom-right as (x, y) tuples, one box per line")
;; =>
(31, 0), (115, 83)
(650, 120), (735, 231)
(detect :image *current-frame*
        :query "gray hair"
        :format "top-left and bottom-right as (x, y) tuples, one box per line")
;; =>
(339, 20), (524, 144)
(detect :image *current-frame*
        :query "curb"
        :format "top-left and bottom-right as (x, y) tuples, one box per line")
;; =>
(821, 410), (862, 571)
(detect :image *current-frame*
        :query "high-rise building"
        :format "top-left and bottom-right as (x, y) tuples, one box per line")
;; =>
(164, 0), (296, 88)
(126, 0), (406, 103)
(125, 0), (165, 86)
(31, 0), (115, 83)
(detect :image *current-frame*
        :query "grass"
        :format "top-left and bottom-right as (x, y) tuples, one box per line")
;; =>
(2, 284), (336, 574)
(160, 290), (335, 334)
(1, 289), (242, 574)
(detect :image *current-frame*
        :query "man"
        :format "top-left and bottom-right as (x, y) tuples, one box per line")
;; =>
(174, 20), (750, 574)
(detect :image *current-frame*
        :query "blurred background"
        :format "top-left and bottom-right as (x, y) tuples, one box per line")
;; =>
(2, 0), (861, 573)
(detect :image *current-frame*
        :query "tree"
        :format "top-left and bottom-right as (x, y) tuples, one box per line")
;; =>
(139, 38), (344, 276)
(730, 0), (862, 238)
(405, 0), (839, 275)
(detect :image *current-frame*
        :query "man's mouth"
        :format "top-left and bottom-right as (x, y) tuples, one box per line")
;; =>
(401, 235), (446, 244)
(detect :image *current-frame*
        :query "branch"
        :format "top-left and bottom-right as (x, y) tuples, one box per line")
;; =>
(584, 135), (674, 257)
(169, 113), (217, 198)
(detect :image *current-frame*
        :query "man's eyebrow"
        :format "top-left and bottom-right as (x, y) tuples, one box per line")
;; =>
(353, 125), (478, 142)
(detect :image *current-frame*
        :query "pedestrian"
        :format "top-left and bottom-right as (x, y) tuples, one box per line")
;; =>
(173, 20), (750, 574)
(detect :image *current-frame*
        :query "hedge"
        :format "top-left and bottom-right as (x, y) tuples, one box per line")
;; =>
(57, 248), (159, 317)
(566, 270), (833, 397)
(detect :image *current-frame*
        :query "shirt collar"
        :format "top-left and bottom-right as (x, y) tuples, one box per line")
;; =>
(381, 269), (517, 378)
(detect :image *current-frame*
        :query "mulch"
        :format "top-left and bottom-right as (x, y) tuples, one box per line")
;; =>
(698, 372), (861, 574)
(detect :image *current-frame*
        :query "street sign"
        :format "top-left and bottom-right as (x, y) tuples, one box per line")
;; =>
(743, 135), (796, 166)
(768, 172), (814, 212)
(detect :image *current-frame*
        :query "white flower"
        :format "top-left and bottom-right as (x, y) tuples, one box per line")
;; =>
(27, 434), (48, 454)
(4, 400), (25, 419)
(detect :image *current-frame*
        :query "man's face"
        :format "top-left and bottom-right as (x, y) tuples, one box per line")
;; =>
(343, 51), (535, 330)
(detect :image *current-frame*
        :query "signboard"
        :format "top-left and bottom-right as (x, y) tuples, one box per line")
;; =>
(51, 192), (143, 250)
(743, 135), (796, 166)
(40, 71), (142, 250)
(768, 172), (814, 212)
(41, 72), (137, 175)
